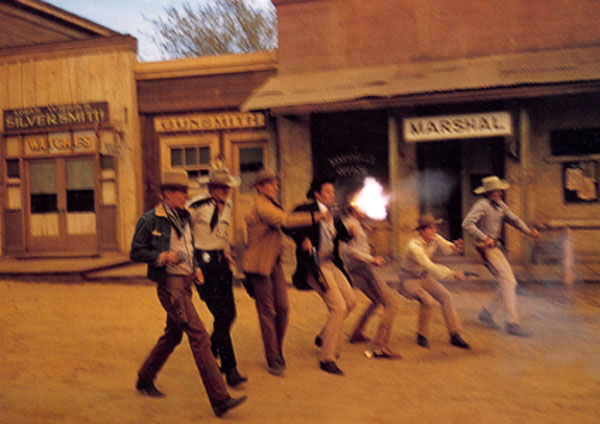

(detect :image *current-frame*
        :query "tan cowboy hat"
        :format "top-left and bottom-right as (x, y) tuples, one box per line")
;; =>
(198, 167), (241, 188)
(415, 213), (443, 230)
(474, 175), (510, 194)
(253, 169), (278, 186)
(160, 169), (190, 189)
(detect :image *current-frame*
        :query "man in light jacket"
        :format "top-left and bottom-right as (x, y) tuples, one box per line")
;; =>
(242, 170), (326, 377)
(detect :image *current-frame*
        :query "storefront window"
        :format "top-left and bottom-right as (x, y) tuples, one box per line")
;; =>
(551, 129), (600, 203)
(240, 147), (264, 193)
(30, 162), (57, 213)
(67, 159), (95, 212)
(6, 159), (20, 178)
(170, 146), (211, 178)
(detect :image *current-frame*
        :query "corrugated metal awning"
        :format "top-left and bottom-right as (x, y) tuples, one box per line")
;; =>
(241, 46), (600, 112)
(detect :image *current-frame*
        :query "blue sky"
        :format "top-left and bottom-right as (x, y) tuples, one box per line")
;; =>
(46, 0), (272, 61)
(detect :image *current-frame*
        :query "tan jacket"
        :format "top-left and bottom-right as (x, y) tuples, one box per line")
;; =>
(242, 194), (314, 276)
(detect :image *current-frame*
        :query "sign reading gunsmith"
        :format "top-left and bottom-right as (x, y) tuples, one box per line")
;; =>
(155, 112), (265, 133)
(3, 102), (109, 131)
(403, 111), (512, 142)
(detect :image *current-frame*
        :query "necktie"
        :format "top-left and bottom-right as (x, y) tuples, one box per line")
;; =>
(210, 202), (219, 231)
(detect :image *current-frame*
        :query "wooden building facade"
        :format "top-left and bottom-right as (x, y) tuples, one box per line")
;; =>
(135, 52), (277, 257)
(0, 0), (142, 257)
(243, 0), (600, 280)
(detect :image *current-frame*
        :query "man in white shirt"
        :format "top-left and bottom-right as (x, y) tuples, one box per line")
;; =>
(188, 167), (247, 387)
(400, 213), (471, 350)
(341, 205), (401, 359)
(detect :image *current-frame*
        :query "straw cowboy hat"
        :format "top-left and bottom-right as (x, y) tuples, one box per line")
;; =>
(474, 175), (510, 194)
(198, 167), (241, 187)
(160, 169), (190, 189)
(415, 213), (443, 230)
(253, 169), (278, 187)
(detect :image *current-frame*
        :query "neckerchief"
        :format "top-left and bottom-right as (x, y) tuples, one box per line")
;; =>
(163, 202), (186, 238)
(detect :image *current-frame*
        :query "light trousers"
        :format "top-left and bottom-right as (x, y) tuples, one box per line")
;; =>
(348, 262), (398, 350)
(308, 260), (356, 362)
(402, 276), (461, 337)
(479, 246), (519, 324)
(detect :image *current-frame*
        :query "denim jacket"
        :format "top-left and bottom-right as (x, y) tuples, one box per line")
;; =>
(130, 203), (198, 283)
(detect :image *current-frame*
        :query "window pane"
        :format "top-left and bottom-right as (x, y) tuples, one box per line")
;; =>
(30, 162), (56, 194)
(551, 129), (600, 156)
(199, 147), (211, 164)
(171, 148), (183, 166)
(67, 190), (95, 212)
(67, 159), (94, 190)
(239, 147), (265, 193)
(6, 160), (20, 178)
(185, 147), (197, 165)
(31, 194), (58, 213)
(101, 155), (115, 170)
(240, 147), (264, 172)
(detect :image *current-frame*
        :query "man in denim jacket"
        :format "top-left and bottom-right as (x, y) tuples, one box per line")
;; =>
(130, 169), (246, 418)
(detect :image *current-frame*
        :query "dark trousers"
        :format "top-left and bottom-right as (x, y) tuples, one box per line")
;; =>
(195, 250), (238, 374)
(248, 262), (289, 364)
(138, 275), (229, 407)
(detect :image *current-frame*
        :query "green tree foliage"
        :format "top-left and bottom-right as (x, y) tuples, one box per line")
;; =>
(147, 0), (277, 58)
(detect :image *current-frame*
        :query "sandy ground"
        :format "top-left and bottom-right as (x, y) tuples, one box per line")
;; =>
(1, 278), (599, 424)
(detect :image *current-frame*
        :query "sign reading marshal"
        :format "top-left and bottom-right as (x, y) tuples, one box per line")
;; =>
(404, 111), (512, 142)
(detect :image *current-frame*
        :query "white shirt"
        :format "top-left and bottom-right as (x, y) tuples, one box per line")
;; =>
(401, 233), (456, 281)
(317, 200), (335, 255)
(340, 214), (374, 266)
(188, 194), (232, 251)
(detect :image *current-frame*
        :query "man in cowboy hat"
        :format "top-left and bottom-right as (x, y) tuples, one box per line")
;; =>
(399, 213), (471, 350)
(242, 170), (328, 377)
(187, 166), (246, 388)
(130, 169), (246, 417)
(462, 175), (541, 337)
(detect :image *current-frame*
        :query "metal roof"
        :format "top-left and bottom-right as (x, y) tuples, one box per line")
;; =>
(242, 45), (600, 112)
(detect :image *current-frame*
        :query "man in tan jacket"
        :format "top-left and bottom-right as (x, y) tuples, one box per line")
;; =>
(242, 170), (327, 377)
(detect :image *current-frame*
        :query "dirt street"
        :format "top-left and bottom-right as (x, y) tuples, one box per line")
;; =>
(1, 279), (599, 424)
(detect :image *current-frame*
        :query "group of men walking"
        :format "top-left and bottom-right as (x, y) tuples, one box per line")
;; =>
(130, 166), (540, 418)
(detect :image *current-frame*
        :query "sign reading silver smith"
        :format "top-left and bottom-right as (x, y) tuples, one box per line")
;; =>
(403, 111), (512, 142)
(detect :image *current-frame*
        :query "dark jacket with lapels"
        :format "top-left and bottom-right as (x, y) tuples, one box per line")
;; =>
(286, 200), (353, 290)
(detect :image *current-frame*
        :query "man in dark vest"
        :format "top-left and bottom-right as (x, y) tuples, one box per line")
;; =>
(288, 178), (356, 375)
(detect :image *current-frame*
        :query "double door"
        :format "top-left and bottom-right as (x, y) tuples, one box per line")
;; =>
(27, 157), (97, 253)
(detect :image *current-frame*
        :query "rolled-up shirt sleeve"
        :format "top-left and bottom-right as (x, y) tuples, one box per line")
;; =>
(406, 239), (453, 281)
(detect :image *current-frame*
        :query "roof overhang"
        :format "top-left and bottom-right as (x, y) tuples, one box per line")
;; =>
(242, 45), (600, 114)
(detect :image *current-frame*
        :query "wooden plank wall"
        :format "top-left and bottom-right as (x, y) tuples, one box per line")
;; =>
(0, 47), (142, 254)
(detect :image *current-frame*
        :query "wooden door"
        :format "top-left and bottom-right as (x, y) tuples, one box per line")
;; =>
(27, 157), (98, 254)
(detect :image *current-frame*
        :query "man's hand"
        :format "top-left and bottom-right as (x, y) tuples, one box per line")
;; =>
(452, 238), (464, 253)
(301, 237), (313, 252)
(483, 237), (496, 249)
(157, 251), (181, 266)
(224, 251), (235, 266)
(453, 270), (466, 282)
(194, 268), (205, 285)
(528, 229), (541, 239)
(371, 256), (385, 267)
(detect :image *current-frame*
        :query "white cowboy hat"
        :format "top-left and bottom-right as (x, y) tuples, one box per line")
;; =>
(198, 167), (241, 188)
(474, 175), (510, 194)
